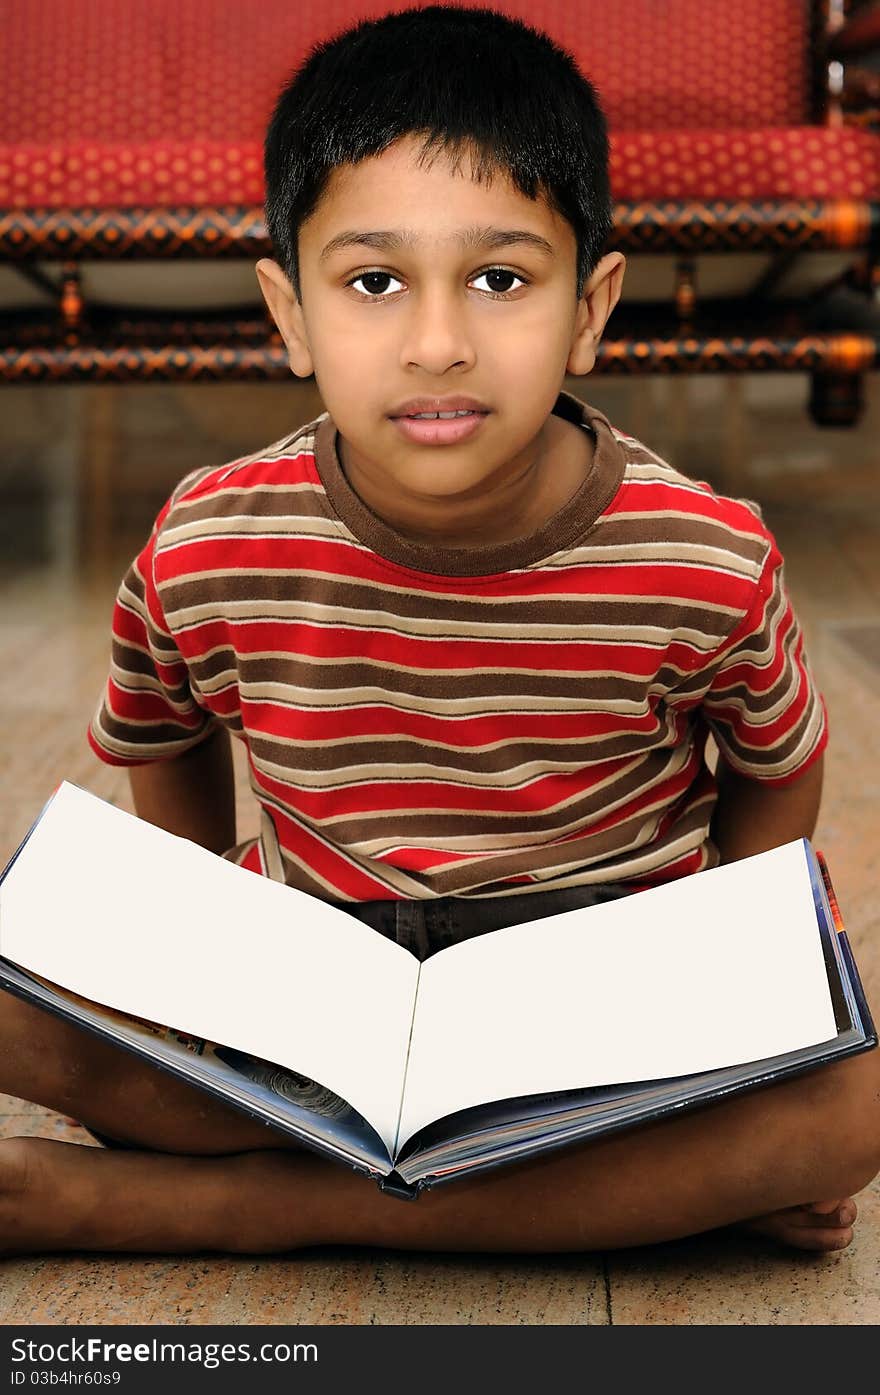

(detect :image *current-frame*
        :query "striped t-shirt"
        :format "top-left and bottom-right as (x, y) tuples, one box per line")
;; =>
(88, 390), (828, 902)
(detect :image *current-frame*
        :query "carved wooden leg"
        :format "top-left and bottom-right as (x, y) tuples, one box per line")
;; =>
(808, 371), (864, 428)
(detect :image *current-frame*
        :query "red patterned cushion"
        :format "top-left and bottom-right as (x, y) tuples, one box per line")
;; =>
(610, 128), (880, 201)
(6, 1), (865, 212)
(0, 141), (262, 207)
(4, 0), (810, 146)
(2, 126), (878, 208)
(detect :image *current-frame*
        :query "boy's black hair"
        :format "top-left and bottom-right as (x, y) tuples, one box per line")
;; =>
(264, 3), (613, 303)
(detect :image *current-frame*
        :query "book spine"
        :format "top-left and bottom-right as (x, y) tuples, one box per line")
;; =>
(815, 851), (843, 933)
(376, 1170), (421, 1201)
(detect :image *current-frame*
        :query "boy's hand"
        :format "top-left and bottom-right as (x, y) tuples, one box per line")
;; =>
(710, 753), (824, 864)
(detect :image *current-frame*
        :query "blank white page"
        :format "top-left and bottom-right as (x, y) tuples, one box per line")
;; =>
(0, 783), (418, 1153)
(397, 841), (836, 1148)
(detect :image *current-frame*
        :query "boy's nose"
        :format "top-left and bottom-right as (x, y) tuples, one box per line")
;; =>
(399, 290), (477, 374)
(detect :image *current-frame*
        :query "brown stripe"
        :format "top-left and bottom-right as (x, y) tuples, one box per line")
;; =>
(259, 744), (691, 842)
(247, 724), (681, 773)
(157, 572), (747, 643)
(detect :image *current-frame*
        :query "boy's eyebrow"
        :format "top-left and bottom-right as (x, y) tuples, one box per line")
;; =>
(319, 226), (556, 261)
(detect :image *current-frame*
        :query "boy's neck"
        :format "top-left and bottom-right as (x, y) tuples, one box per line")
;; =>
(337, 413), (594, 550)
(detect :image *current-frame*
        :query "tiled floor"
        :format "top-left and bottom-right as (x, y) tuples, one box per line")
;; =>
(1, 372), (878, 1323)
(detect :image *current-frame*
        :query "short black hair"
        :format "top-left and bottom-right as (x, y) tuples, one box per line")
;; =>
(264, 4), (612, 302)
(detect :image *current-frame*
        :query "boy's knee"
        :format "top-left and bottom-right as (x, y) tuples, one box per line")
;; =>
(0, 986), (119, 1110)
(815, 1046), (880, 1196)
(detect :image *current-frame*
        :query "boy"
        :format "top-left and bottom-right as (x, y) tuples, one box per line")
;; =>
(1, 4), (877, 1259)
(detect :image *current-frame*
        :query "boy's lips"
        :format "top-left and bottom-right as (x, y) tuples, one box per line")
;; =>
(390, 411), (489, 445)
(388, 396), (490, 446)
(389, 395), (490, 417)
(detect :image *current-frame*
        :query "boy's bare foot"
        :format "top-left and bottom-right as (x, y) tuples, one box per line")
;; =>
(739, 1197), (857, 1252)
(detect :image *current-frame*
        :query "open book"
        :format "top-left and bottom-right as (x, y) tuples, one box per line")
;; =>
(0, 783), (874, 1199)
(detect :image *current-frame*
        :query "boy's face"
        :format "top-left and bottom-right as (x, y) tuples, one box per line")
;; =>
(257, 137), (624, 529)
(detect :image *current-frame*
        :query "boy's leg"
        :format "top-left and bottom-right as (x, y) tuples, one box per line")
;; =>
(1, 985), (878, 1255)
(0, 988), (302, 1155)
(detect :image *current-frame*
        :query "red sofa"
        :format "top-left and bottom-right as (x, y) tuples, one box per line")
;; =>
(2, 0), (879, 421)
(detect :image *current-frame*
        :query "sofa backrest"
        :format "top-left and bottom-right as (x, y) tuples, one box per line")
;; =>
(3, 0), (816, 150)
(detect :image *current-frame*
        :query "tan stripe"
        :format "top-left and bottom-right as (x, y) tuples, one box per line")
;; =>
(159, 516), (344, 555)
(187, 657), (698, 701)
(160, 588), (748, 636)
(108, 667), (194, 701)
(258, 809), (287, 883)
(194, 676), (655, 714)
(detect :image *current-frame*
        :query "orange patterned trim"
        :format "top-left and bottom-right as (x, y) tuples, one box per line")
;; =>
(1, 202), (876, 260)
(1, 326), (876, 385)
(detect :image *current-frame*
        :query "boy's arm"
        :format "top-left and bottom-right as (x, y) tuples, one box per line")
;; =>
(710, 752), (824, 865)
(127, 726), (237, 855)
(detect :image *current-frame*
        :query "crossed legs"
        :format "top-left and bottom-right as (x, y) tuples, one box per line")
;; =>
(1, 988), (877, 1256)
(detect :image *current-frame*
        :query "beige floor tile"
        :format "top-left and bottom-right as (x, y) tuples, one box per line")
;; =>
(606, 1176), (880, 1325)
(0, 1249), (606, 1325)
(0, 1094), (49, 1116)
(0, 1110), (95, 1141)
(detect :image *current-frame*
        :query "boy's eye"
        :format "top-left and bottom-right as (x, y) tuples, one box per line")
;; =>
(345, 267), (528, 299)
(470, 268), (526, 296)
(348, 271), (404, 298)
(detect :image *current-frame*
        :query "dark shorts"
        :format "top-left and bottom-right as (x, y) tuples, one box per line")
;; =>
(327, 879), (633, 960)
(87, 879), (632, 1150)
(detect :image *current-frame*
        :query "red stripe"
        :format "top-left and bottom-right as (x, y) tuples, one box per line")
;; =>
(174, 451), (320, 504)
(157, 533), (762, 608)
(174, 616), (712, 678)
(253, 757), (660, 821)
(106, 677), (204, 729)
(240, 702), (662, 745)
(617, 481), (766, 530)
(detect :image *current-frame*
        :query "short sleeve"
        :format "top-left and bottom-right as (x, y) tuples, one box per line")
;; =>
(88, 508), (217, 767)
(701, 531), (828, 785)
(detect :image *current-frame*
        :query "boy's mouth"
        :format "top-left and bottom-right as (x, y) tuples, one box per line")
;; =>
(390, 411), (489, 446)
(405, 410), (478, 419)
(389, 396), (490, 444)
(390, 394), (489, 415)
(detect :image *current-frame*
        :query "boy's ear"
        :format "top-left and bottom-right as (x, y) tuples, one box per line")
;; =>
(255, 259), (314, 378)
(567, 252), (626, 376)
